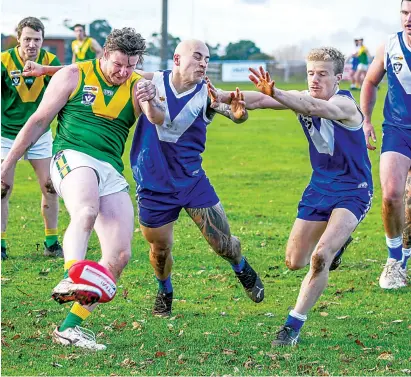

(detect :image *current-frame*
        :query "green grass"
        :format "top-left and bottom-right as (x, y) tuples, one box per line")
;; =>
(2, 82), (410, 376)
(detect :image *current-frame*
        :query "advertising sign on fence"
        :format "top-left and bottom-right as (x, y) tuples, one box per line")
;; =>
(222, 61), (267, 82)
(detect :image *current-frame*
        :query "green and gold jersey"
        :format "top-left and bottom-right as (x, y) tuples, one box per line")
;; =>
(53, 59), (142, 174)
(1, 47), (61, 139)
(72, 38), (96, 62)
(358, 46), (369, 65)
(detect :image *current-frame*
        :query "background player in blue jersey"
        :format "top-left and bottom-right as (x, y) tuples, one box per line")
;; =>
(241, 47), (373, 346)
(130, 39), (264, 317)
(360, 0), (411, 289)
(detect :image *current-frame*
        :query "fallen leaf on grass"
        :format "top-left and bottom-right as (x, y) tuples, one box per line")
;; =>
(222, 349), (236, 355)
(377, 352), (394, 361)
(155, 351), (166, 358)
(336, 316), (349, 320)
(391, 319), (403, 323)
(320, 312), (329, 317)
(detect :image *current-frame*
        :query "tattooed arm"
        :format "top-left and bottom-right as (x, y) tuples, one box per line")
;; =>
(208, 88), (248, 124)
(1, 66), (78, 186)
(133, 79), (165, 126)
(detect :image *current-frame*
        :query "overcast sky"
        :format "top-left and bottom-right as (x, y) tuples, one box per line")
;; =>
(1, 0), (403, 58)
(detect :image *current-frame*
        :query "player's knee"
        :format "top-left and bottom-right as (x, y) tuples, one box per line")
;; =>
(75, 206), (99, 232)
(311, 249), (327, 274)
(285, 256), (306, 271)
(382, 189), (403, 207)
(150, 242), (172, 259)
(44, 178), (57, 195)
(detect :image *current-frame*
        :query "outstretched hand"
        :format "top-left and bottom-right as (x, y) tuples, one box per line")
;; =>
(230, 87), (246, 120)
(136, 80), (156, 102)
(249, 66), (275, 97)
(22, 61), (45, 77)
(206, 76), (221, 109)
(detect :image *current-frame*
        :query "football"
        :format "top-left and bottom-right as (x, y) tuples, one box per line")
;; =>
(68, 260), (117, 303)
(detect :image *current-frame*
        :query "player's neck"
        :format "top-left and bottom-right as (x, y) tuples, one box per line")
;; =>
(170, 71), (196, 93)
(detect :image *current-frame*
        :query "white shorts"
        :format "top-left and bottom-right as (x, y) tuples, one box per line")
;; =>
(357, 63), (369, 72)
(50, 149), (129, 198)
(1, 130), (52, 160)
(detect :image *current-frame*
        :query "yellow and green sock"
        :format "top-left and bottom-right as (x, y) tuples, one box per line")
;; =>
(64, 259), (78, 279)
(59, 302), (91, 331)
(45, 228), (58, 248)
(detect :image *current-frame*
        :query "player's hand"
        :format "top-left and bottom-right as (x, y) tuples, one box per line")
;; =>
(206, 76), (221, 109)
(22, 61), (45, 77)
(136, 80), (156, 102)
(363, 120), (377, 150)
(1, 164), (12, 199)
(230, 87), (247, 120)
(249, 66), (275, 97)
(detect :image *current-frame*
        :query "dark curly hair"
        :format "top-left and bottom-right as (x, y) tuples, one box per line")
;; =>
(104, 27), (146, 62)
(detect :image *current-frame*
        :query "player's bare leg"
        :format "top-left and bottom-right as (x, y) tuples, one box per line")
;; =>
(51, 167), (101, 305)
(186, 202), (264, 303)
(1, 160), (16, 260)
(30, 158), (62, 257)
(273, 209), (357, 346)
(140, 222), (174, 316)
(379, 152), (410, 289)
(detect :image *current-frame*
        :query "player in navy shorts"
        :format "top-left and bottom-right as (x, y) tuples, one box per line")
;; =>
(130, 40), (264, 317)
(243, 47), (373, 346)
(361, 0), (411, 289)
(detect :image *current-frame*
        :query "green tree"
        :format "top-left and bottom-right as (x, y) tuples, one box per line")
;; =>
(222, 40), (272, 60)
(206, 42), (221, 61)
(89, 19), (112, 48)
(147, 33), (181, 59)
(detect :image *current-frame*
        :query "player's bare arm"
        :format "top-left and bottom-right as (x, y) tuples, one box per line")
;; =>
(186, 204), (241, 263)
(135, 70), (154, 80)
(1, 66), (79, 187)
(250, 66), (358, 123)
(22, 61), (65, 77)
(134, 79), (165, 126)
(403, 172), (411, 249)
(91, 38), (103, 58)
(360, 43), (386, 150)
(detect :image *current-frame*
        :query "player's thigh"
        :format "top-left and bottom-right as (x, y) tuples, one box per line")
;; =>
(140, 222), (174, 249)
(60, 167), (100, 215)
(380, 151), (410, 198)
(286, 218), (327, 264)
(94, 191), (134, 251)
(316, 208), (358, 258)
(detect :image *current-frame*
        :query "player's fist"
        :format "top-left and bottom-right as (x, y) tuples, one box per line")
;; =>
(363, 120), (377, 150)
(22, 61), (45, 77)
(249, 66), (275, 97)
(136, 80), (156, 102)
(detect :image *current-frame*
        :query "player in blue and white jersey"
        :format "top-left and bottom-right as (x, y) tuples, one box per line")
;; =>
(242, 47), (373, 346)
(130, 40), (264, 317)
(360, 0), (411, 289)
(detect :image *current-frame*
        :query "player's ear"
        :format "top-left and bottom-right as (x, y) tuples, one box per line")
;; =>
(173, 54), (180, 66)
(336, 73), (342, 84)
(103, 49), (109, 61)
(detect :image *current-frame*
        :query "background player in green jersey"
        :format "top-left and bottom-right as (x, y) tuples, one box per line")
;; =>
(1, 17), (63, 260)
(1, 27), (165, 350)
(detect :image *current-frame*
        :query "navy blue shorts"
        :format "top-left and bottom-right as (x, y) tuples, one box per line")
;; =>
(381, 124), (411, 159)
(137, 175), (220, 228)
(297, 185), (373, 223)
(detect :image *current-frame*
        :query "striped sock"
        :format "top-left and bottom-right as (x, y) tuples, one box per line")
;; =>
(1, 232), (6, 249)
(45, 228), (58, 248)
(64, 259), (78, 279)
(59, 302), (91, 332)
(386, 236), (403, 261)
(402, 248), (411, 269)
(285, 310), (307, 333)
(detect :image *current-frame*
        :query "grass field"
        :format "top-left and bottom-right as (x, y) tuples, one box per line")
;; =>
(1, 81), (410, 376)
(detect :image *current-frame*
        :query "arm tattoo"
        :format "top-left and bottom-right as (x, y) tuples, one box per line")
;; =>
(185, 203), (241, 263)
(213, 103), (248, 124)
(150, 97), (166, 112)
(403, 172), (411, 248)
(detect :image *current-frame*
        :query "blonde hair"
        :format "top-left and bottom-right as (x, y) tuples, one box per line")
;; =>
(306, 47), (345, 75)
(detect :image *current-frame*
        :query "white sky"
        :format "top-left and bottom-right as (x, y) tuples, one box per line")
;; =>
(1, 0), (403, 58)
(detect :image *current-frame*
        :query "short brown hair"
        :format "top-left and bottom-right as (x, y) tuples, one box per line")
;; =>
(104, 27), (146, 62)
(17, 17), (45, 39)
(306, 47), (345, 75)
(73, 23), (85, 30)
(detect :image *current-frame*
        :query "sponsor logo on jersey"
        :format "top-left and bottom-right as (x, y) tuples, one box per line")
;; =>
(392, 54), (404, 61)
(81, 92), (96, 106)
(357, 182), (368, 189)
(24, 78), (34, 84)
(103, 88), (114, 96)
(83, 85), (99, 93)
(393, 62), (403, 74)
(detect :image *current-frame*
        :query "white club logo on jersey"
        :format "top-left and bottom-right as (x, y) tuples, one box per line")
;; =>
(393, 62), (403, 74)
(10, 69), (21, 86)
(81, 92), (96, 106)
